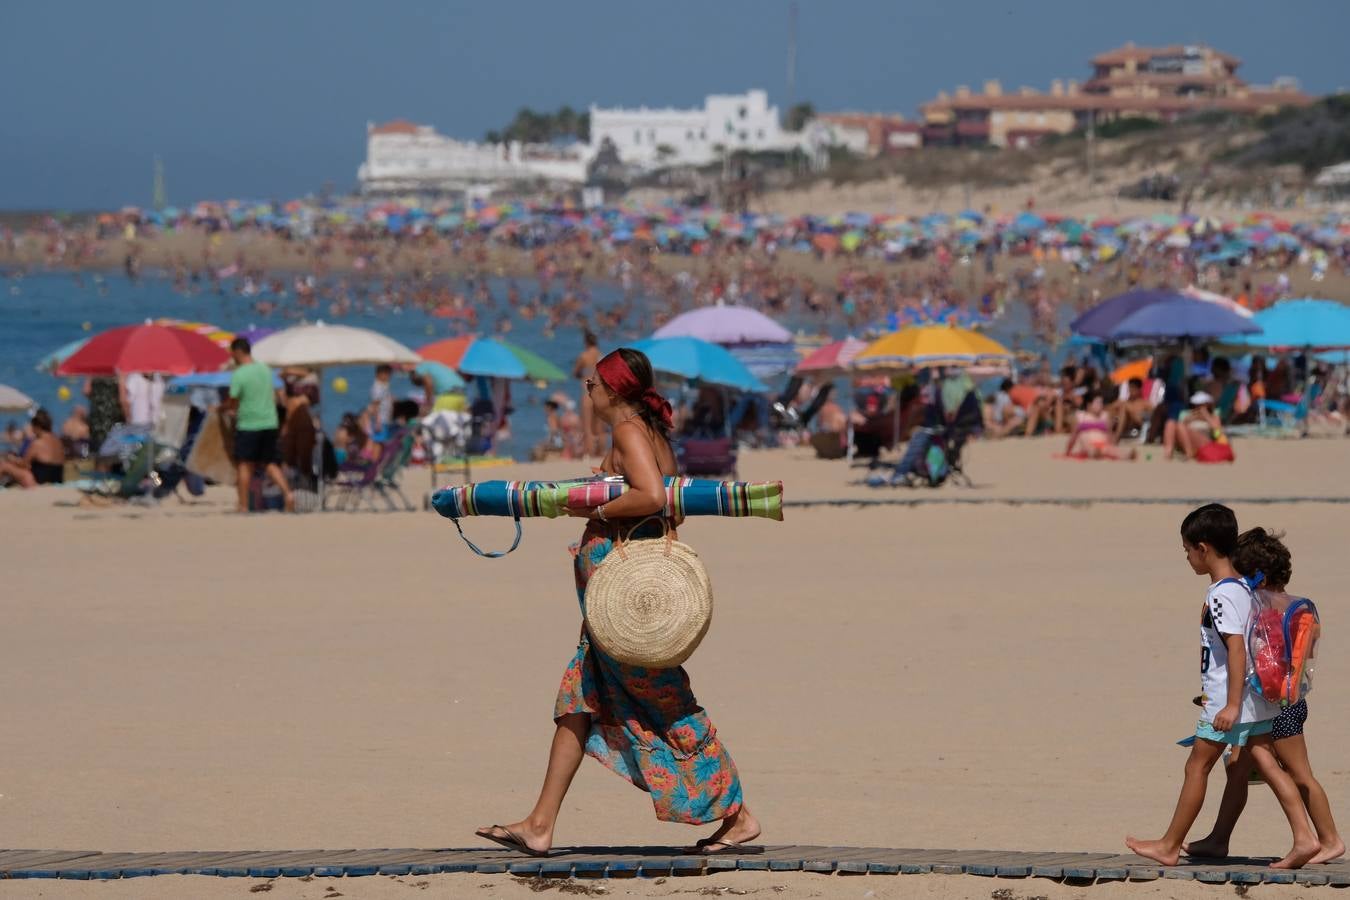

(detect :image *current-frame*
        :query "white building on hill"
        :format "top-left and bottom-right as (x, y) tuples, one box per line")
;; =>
(358, 120), (587, 194)
(588, 89), (801, 169)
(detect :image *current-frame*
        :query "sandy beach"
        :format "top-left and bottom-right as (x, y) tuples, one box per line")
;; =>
(2, 438), (1347, 897)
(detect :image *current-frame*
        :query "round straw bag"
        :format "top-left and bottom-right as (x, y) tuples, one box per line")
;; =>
(584, 518), (712, 668)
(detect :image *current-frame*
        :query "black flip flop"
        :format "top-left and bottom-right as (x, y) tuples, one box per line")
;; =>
(698, 840), (765, 856)
(475, 825), (551, 858)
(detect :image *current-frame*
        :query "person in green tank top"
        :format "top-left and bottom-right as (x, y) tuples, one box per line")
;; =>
(224, 338), (293, 513)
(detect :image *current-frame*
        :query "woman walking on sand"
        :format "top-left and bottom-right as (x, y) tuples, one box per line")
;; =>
(476, 348), (761, 857)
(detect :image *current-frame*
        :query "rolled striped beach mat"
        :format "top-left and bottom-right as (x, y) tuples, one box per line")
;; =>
(431, 477), (783, 521)
(431, 476), (783, 557)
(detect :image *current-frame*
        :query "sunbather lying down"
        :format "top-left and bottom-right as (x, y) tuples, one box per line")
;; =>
(1063, 394), (1137, 461)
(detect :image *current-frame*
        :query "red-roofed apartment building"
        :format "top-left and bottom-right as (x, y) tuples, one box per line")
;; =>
(920, 43), (1312, 149)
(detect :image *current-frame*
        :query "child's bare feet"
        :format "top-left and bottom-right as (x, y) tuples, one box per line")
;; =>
(1270, 836), (1320, 870)
(1125, 836), (1180, 867)
(1182, 836), (1229, 859)
(1310, 838), (1346, 865)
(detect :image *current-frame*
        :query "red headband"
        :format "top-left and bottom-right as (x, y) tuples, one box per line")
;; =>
(596, 352), (673, 430)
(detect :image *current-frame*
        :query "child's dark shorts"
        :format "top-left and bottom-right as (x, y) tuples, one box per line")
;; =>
(1271, 699), (1308, 740)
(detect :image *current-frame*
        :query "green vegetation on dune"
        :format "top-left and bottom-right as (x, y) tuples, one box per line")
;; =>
(1227, 95), (1350, 172)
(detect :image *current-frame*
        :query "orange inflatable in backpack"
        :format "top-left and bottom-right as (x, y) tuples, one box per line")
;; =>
(1245, 580), (1321, 707)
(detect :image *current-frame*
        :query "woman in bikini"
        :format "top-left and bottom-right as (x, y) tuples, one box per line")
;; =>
(476, 348), (760, 857)
(1065, 392), (1136, 460)
(0, 409), (66, 488)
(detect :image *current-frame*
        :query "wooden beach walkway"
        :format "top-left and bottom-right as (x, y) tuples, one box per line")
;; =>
(3, 846), (1349, 885)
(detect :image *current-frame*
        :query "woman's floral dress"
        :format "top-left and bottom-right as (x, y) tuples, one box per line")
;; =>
(554, 523), (743, 825)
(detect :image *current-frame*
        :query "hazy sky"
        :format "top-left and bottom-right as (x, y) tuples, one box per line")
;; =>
(2, 0), (1345, 209)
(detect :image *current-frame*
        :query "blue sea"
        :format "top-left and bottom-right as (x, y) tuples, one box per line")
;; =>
(0, 270), (1053, 444)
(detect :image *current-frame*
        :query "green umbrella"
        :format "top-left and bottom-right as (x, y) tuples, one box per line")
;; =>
(507, 343), (567, 382)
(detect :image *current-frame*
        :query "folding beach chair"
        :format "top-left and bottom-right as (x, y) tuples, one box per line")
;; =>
(331, 429), (411, 512)
(676, 435), (738, 480)
(73, 442), (155, 504)
(330, 449), (382, 511)
(372, 430), (417, 512)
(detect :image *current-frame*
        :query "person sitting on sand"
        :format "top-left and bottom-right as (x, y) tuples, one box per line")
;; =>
(1051, 364), (1088, 433)
(809, 394), (852, 459)
(1178, 392), (1233, 462)
(983, 379), (1026, 439)
(0, 409), (66, 488)
(1183, 528), (1344, 865)
(1110, 378), (1152, 442)
(1064, 392), (1136, 460)
(2, 419), (24, 452)
(1126, 504), (1318, 869)
(60, 405), (91, 458)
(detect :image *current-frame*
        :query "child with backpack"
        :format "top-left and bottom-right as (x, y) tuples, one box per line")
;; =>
(1126, 504), (1319, 869)
(1184, 527), (1343, 864)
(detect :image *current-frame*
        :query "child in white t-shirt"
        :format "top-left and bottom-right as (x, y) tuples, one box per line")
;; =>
(1126, 504), (1319, 869)
(1185, 528), (1344, 864)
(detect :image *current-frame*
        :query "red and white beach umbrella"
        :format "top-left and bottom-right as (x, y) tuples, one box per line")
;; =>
(55, 323), (230, 376)
(795, 337), (868, 377)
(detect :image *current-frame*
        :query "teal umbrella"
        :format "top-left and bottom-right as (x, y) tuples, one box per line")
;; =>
(630, 337), (767, 391)
(38, 337), (90, 372)
(414, 360), (466, 392)
(1226, 299), (1350, 351)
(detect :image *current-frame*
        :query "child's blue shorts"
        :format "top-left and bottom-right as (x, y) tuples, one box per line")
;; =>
(1195, 718), (1273, 746)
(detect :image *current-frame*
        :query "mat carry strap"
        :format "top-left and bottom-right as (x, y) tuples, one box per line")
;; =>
(450, 515), (523, 558)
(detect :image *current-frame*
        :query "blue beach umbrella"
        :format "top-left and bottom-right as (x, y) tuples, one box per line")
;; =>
(168, 370), (282, 391)
(37, 337), (91, 372)
(457, 339), (528, 379)
(630, 337), (767, 392)
(414, 360), (467, 392)
(1226, 299), (1350, 350)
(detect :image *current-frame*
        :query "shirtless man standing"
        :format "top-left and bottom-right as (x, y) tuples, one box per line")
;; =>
(572, 331), (602, 457)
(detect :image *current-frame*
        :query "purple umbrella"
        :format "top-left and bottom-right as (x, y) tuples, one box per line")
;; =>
(1070, 288), (1187, 339)
(652, 305), (791, 345)
(237, 326), (277, 345)
(1107, 296), (1261, 341)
